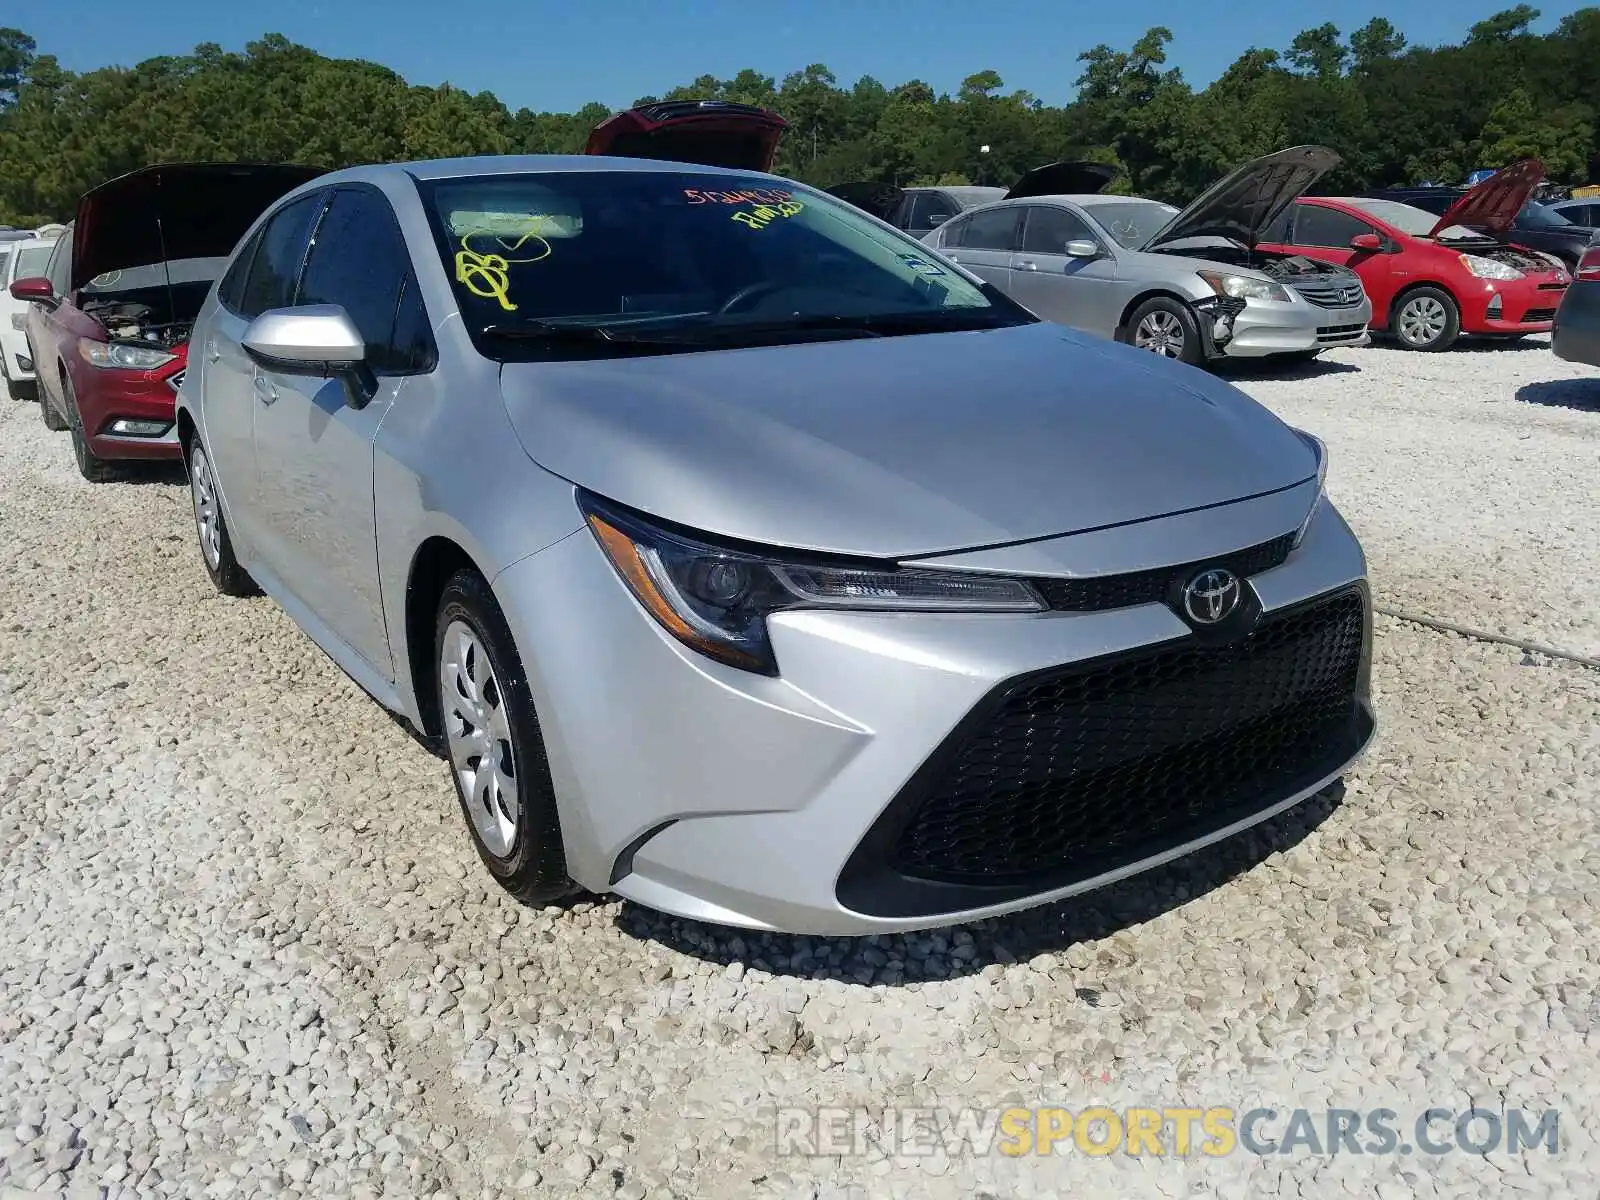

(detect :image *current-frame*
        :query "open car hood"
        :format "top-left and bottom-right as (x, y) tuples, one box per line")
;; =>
(1430, 158), (1544, 237)
(71, 162), (325, 293)
(1144, 145), (1340, 251)
(824, 182), (904, 221)
(584, 101), (790, 173)
(1003, 160), (1116, 200)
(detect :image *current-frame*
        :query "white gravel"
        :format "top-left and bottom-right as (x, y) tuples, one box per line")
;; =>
(2, 338), (1598, 1199)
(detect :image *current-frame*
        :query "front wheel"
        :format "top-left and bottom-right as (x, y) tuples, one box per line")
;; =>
(1391, 287), (1460, 352)
(1124, 297), (1204, 365)
(187, 439), (258, 597)
(62, 375), (117, 482)
(435, 569), (576, 905)
(39, 376), (68, 430)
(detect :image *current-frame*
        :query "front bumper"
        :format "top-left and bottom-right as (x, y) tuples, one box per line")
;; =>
(494, 485), (1374, 935)
(79, 359), (185, 461)
(1461, 277), (1568, 333)
(1213, 297), (1371, 357)
(0, 327), (34, 382)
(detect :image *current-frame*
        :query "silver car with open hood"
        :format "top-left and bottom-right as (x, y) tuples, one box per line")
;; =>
(906, 147), (1372, 366)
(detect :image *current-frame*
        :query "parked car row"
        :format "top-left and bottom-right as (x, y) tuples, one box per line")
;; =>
(0, 226), (64, 399)
(2, 102), (1384, 934)
(822, 151), (1575, 359)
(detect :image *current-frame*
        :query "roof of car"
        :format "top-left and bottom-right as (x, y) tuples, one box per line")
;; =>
(327, 155), (794, 185)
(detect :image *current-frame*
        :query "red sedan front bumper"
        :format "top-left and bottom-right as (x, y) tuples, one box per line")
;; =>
(76, 348), (187, 462)
(1459, 275), (1570, 335)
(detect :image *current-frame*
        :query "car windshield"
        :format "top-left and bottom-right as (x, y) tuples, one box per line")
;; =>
(419, 170), (1027, 359)
(1517, 202), (1571, 229)
(14, 245), (54, 281)
(1345, 198), (1458, 237)
(1083, 200), (1180, 249)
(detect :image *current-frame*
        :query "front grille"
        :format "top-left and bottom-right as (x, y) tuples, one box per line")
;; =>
(1291, 280), (1365, 308)
(1034, 533), (1294, 612)
(166, 368), (187, 393)
(889, 589), (1366, 882)
(1316, 323), (1367, 343)
(1521, 307), (1558, 322)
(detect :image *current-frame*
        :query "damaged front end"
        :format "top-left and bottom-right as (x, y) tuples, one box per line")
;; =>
(1193, 294), (1249, 351)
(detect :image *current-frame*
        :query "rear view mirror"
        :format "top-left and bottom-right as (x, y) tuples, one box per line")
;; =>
(1350, 233), (1382, 251)
(9, 276), (55, 306)
(242, 304), (376, 408)
(1065, 239), (1100, 259)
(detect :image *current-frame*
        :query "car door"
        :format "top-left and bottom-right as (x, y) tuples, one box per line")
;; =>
(30, 235), (74, 416)
(201, 189), (329, 551)
(933, 207), (1021, 292)
(250, 184), (426, 678)
(1290, 202), (1396, 299)
(1007, 203), (1119, 333)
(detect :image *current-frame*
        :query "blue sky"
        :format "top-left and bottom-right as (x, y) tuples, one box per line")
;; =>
(17, 1), (1591, 114)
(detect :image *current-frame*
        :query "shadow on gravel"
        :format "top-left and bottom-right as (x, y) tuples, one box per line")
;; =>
(1451, 336), (1550, 353)
(1213, 358), (1360, 383)
(111, 462), (188, 486)
(617, 781), (1346, 983)
(1517, 379), (1600, 412)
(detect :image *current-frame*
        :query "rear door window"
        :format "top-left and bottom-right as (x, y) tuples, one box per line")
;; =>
(1293, 205), (1376, 248)
(951, 207), (1022, 251)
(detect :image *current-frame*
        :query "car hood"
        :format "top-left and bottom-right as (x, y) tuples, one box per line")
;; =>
(1145, 145), (1341, 251)
(584, 101), (790, 173)
(1003, 160), (1117, 200)
(1430, 158), (1544, 237)
(71, 162), (325, 292)
(497, 322), (1317, 559)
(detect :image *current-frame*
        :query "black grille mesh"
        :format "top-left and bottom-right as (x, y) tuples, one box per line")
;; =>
(891, 589), (1366, 881)
(1035, 533), (1295, 613)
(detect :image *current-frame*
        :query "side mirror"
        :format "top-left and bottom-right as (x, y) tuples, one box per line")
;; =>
(242, 304), (376, 409)
(1349, 233), (1382, 251)
(1064, 239), (1101, 259)
(9, 276), (55, 306)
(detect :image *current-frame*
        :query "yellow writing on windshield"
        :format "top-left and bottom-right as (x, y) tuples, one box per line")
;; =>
(454, 225), (553, 312)
(732, 201), (804, 231)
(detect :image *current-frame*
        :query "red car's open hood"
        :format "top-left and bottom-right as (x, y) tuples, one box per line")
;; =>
(584, 101), (790, 173)
(1429, 158), (1544, 237)
(71, 162), (325, 292)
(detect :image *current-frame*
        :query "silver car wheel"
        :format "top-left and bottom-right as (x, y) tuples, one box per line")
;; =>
(189, 445), (223, 571)
(441, 619), (519, 857)
(1398, 296), (1447, 346)
(1134, 310), (1185, 357)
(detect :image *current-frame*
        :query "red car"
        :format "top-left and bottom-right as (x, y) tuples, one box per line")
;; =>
(12, 163), (324, 480)
(585, 100), (789, 171)
(1257, 159), (1571, 351)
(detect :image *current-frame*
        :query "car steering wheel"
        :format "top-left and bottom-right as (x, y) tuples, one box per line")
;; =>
(718, 280), (786, 315)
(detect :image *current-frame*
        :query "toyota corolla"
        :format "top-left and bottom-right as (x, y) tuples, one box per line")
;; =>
(178, 139), (1375, 934)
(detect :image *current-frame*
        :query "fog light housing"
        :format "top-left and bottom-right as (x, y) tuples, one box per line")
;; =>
(1485, 292), (1503, 318)
(17, 353), (32, 372)
(108, 418), (172, 437)
(10, 313), (26, 330)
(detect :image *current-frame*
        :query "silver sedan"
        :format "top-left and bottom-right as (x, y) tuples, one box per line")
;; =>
(919, 146), (1373, 366)
(178, 147), (1375, 935)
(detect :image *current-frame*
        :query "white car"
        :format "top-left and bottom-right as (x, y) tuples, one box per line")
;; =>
(0, 233), (58, 399)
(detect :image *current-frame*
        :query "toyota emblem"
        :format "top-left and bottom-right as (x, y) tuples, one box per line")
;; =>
(1182, 568), (1242, 625)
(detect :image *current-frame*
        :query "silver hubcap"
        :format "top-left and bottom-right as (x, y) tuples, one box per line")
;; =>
(1135, 310), (1185, 357)
(190, 447), (223, 571)
(1399, 296), (1447, 346)
(440, 620), (519, 857)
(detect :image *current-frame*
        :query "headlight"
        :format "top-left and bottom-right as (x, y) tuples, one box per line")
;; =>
(9, 313), (25, 331)
(81, 341), (177, 370)
(1290, 427), (1328, 548)
(1458, 253), (1522, 281)
(580, 493), (1046, 675)
(1197, 270), (1290, 303)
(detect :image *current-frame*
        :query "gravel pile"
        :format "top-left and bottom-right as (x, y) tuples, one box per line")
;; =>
(2, 338), (1598, 1199)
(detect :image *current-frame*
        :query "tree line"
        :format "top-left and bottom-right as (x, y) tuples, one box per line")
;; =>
(2, 6), (1598, 227)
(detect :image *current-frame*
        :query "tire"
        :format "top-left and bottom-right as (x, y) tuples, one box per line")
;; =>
(1123, 296), (1205, 365)
(186, 437), (258, 597)
(435, 569), (576, 905)
(62, 374), (117, 481)
(1390, 286), (1460, 352)
(39, 374), (67, 430)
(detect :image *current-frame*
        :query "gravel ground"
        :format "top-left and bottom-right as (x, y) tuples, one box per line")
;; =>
(2, 338), (1598, 1199)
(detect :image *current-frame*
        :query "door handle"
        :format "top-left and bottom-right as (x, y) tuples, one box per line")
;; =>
(207, 340), (220, 364)
(252, 374), (278, 406)
(1017, 260), (1039, 271)
(947, 254), (961, 262)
